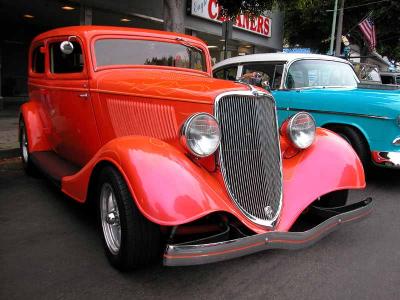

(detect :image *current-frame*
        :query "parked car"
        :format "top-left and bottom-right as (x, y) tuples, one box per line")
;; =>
(380, 71), (400, 86)
(21, 26), (372, 271)
(214, 53), (400, 169)
(353, 62), (382, 84)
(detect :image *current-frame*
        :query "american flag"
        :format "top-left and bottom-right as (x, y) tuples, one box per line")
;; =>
(358, 16), (376, 50)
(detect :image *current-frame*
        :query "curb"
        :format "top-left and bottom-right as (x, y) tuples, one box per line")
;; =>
(0, 148), (20, 160)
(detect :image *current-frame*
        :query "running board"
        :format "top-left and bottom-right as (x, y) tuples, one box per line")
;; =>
(30, 151), (81, 187)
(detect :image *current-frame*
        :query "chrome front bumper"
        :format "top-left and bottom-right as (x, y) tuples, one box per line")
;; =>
(372, 151), (400, 168)
(163, 198), (373, 266)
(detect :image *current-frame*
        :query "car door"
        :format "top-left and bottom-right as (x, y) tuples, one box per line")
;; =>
(46, 36), (100, 166)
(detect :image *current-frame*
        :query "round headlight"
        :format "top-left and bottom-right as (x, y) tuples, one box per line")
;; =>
(180, 113), (221, 157)
(287, 112), (316, 149)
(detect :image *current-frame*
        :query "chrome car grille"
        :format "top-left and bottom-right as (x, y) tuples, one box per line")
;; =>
(215, 92), (282, 227)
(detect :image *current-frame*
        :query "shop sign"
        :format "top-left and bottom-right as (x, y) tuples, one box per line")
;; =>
(190, 0), (272, 37)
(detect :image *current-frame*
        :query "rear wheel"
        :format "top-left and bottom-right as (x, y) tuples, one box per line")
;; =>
(97, 166), (161, 271)
(19, 119), (37, 175)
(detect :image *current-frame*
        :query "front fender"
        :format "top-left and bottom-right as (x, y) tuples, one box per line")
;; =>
(62, 136), (235, 226)
(276, 128), (365, 231)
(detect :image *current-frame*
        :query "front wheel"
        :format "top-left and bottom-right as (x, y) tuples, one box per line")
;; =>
(97, 166), (161, 271)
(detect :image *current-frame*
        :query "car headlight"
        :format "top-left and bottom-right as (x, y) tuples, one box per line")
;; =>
(287, 112), (316, 149)
(180, 113), (221, 157)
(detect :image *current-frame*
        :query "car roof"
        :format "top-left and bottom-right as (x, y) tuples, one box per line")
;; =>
(33, 25), (206, 45)
(213, 53), (351, 69)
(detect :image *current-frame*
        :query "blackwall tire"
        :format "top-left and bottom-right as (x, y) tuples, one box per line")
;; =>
(334, 126), (370, 171)
(97, 166), (161, 271)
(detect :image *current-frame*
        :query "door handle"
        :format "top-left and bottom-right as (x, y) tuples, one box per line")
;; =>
(79, 92), (88, 99)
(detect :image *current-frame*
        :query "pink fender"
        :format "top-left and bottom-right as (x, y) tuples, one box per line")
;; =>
(62, 129), (365, 234)
(20, 101), (51, 152)
(276, 128), (365, 231)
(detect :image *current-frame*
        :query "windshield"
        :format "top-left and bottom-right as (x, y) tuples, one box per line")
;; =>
(95, 38), (207, 72)
(286, 59), (358, 89)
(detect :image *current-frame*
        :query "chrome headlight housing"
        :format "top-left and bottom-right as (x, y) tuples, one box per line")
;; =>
(287, 112), (316, 149)
(180, 113), (221, 157)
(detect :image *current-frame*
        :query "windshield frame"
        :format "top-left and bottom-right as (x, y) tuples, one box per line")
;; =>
(283, 58), (360, 90)
(90, 34), (211, 76)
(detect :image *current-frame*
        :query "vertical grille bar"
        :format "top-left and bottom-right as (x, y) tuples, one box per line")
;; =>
(215, 93), (282, 227)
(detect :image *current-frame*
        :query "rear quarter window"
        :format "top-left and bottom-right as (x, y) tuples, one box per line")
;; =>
(31, 45), (45, 73)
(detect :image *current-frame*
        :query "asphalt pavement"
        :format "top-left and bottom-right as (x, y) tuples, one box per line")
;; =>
(1, 158), (399, 300)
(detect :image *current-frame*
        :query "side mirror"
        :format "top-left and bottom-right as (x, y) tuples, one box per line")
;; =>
(60, 41), (74, 55)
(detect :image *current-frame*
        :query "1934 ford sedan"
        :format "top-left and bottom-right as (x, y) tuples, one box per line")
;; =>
(20, 26), (372, 271)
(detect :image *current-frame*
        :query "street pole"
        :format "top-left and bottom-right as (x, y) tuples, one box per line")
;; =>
(335, 0), (345, 57)
(329, 0), (339, 55)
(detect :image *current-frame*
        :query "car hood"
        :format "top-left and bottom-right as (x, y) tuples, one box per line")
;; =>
(93, 68), (251, 104)
(286, 87), (400, 119)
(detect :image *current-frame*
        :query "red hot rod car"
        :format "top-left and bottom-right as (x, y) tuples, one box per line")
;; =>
(20, 26), (372, 270)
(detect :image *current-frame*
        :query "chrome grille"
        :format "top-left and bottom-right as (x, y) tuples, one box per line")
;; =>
(215, 92), (282, 227)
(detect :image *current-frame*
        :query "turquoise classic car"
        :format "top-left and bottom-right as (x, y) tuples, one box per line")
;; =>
(213, 53), (400, 169)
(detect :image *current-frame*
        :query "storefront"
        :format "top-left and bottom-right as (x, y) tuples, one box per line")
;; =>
(0, 0), (283, 103)
(187, 0), (283, 63)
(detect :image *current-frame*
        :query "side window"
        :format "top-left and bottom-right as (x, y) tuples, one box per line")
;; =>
(242, 63), (282, 90)
(272, 65), (284, 90)
(381, 75), (394, 84)
(32, 45), (45, 73)
(213, 66), (238, 81)
(286, 69), (305, 89)
(49, 41), (84, 74)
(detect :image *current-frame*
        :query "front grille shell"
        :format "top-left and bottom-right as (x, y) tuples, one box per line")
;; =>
(214, 90), (283, 228)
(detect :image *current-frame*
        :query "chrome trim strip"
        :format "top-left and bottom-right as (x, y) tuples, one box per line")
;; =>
(286, 107), (391, 120)
(214, 90), (283, 228)
(164, 198), (373, 266)
(392, 137), (400, 145)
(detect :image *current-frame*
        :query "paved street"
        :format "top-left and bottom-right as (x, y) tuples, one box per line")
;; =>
(0, 158), (399, 300)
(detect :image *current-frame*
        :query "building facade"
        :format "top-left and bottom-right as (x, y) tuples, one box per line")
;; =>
(0, 0), (283, 102)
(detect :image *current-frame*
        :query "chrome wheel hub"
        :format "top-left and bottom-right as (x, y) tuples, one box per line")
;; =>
(21, 127), (28, 163)
(100, 183), (121, 255)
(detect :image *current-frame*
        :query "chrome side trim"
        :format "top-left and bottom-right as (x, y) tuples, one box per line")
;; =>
(214, 90), (283, 228)
(392, 137), (400, 145)
(286, 107), (391, 120)
(163, 198), (373, 266)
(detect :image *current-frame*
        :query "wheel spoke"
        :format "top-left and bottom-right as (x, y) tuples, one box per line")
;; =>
(100, 183), (122, 255)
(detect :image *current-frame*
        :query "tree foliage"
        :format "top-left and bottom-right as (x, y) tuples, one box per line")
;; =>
(215, 0), (400, 61)
(216, 0), (275, 18)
